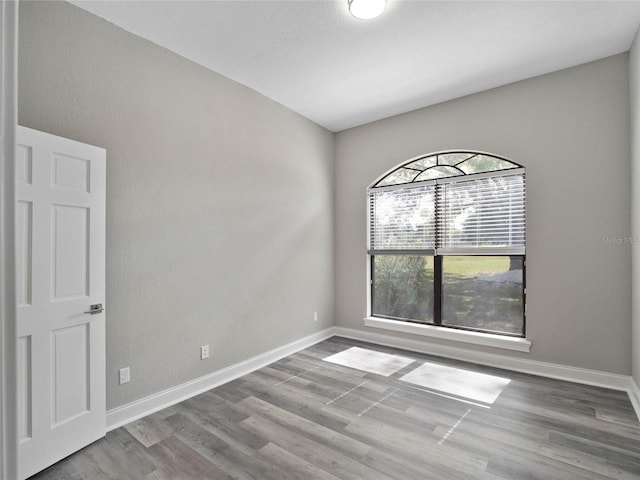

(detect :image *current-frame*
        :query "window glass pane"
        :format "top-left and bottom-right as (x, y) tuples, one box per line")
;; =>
(457, 155), (518, 174)
(437, 153), (474, 166)
(376, 168), (419, 187)
(405, 156), (437, 171)
(373, 255), (434, 323)
(414, 165), (463, 181)
(442, 256), (523, 335)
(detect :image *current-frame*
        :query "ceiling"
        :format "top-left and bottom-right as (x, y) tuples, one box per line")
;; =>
(70, 0), (640, 132)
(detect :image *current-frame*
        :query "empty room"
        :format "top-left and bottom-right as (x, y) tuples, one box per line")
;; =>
(2, 0), (640, 478)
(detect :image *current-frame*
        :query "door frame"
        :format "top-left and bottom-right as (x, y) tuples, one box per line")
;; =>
(1, 0), (19, 479)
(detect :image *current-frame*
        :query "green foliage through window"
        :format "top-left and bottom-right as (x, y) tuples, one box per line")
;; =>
(372, 256), (434, 322)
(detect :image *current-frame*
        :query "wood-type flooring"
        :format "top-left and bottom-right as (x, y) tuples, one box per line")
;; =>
(31, 337), (640, 479)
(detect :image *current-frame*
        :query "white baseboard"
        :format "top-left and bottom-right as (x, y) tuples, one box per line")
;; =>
(629, 378), (640, 421)
(332, 327), (633, 393)
(106, 328), (336, 431)
(363, 316), (531, 352)
(107, 325), (639, 430)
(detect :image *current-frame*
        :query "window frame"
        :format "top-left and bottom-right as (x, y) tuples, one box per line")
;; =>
(367, 150), (527, 341)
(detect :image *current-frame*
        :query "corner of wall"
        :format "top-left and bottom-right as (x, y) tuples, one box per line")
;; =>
(630, 24), (640, 391)
(331, 130), (339, 328)
(630, 377), (640, 421)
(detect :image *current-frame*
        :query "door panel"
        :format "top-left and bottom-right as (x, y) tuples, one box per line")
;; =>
(51, 205), (89, 300)
(17, 336), (32, 444)
(52, 154), (90, 192)
(16, 126), (106, 479)
(16, 200), (32, 307)
(51, 324), (89, 425)
(15, 144), (32, 185)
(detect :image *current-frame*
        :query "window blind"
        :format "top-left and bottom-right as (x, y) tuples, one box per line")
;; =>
(369, 172), (525, 254)
(437, 174), (525, 253)
(369, 184), (436, 251)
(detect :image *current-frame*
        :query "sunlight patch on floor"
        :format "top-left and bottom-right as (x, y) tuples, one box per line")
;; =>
(323, 346), (415, 376)
(400, 362), (511, 404)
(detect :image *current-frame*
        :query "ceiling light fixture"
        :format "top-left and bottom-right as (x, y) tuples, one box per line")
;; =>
(348, 0), (387, 20)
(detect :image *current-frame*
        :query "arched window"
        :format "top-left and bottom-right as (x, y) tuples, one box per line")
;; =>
(368, 151), (526, 337)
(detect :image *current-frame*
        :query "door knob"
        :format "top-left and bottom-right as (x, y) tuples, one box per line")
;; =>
(84, 304), (104, 314)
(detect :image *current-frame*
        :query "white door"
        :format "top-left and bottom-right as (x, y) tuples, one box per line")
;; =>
(16, 126), (106, 479)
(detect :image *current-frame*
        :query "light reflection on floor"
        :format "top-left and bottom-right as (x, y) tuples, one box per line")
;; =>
(400, 361), (511, 404)
(323, 346), (415, 376)
(323, 346), (511, 405)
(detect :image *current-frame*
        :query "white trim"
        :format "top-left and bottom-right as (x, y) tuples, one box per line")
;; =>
(106, 328), (335, 431)
(630, 378), (640, 421)
(335, 327), (631, 392)
(0, 1), (18, 479)
(364, 317), (532, 353)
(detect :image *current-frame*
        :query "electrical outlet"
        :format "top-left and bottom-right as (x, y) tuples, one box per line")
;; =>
(119, 367), (130, 385)
(314, 311), (318, 322)
(200, 345), (210, 360)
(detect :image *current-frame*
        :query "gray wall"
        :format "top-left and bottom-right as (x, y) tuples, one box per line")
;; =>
(631, 28), (640, 388)
(19, 1), (335, 410)
(336, 55), (632, 375)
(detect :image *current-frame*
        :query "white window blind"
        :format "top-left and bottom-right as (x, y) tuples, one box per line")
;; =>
(437, 174), (525, 253)
(369, 184), (436, 250)
(369, 172), (525, 254)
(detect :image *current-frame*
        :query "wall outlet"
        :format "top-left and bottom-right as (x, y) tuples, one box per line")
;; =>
(314, 311), (318, 322)
(200, 345), (210, 360)
(119, 367), (130, 385)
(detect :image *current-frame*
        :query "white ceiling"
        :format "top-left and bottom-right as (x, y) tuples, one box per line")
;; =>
(71, 0), (640, 132)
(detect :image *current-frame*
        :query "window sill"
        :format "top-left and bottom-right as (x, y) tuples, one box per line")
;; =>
(363, 317), (531, 353)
